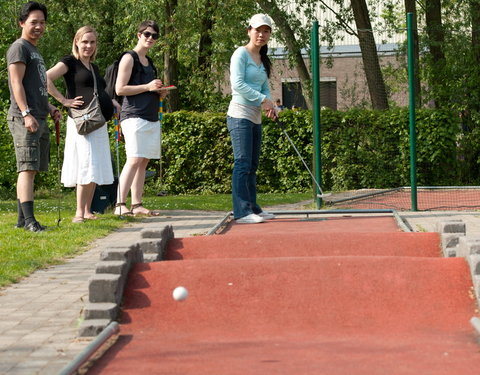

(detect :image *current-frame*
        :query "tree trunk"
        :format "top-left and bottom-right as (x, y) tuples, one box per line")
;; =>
(255, 0), (313, 109)
(425, 0), (446, 108)
(404, 0), (422, 107)
(164, 0), (179, 111)
(471, 1), (480, 64)
(197, 0), (216, 71)
(468, 0), (480, 113)
(351, 0), (389, 110)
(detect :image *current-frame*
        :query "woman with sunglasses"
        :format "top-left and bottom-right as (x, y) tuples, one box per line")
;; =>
(47, 26), (118, 223)
(114, 20), (167, 216)
(227, 14), (277, 224)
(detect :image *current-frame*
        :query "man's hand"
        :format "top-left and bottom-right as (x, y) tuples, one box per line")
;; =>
(24, 114), (39, 133)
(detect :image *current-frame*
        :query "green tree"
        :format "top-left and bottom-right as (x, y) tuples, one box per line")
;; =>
(172, 0), (256, 111)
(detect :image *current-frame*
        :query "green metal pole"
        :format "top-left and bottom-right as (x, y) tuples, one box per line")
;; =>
(311, 21), (321, 208)
(407, 12), (418, 211)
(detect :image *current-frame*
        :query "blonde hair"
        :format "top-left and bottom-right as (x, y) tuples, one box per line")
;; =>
(72, 26), (98, 61)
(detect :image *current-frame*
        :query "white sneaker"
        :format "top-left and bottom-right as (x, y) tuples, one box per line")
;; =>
(258, 211), (275, 220)
(236, 213), (265, 224)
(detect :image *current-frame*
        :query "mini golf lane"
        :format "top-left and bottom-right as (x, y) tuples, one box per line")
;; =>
(221, 215), (402, 234)
(87, 217), (480, 375)
(166, 232), (441, 260)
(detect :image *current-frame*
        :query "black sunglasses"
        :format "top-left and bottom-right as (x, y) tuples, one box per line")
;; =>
(142, 31), (159, 40)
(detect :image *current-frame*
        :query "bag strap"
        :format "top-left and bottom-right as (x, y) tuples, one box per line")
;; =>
(128, 50), (143, 76)
(128, 50), (157, 78)
(90, 63), (99, 95)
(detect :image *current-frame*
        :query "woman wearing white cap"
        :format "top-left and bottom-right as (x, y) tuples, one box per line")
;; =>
(227, 13), (277, 224)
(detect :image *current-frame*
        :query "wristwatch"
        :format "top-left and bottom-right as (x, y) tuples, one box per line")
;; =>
(21, 108), (31, 117)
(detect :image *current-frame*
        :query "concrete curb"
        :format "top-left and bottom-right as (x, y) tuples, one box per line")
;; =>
(437, 220), (466, 257)
(437, 219), (480, 301)
(79, 224), (174, 336)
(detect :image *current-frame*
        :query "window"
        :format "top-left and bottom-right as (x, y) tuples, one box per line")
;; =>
(320, 79), (337, 110)
(282, 80), (308, 109)
(281, 78), (337, 110)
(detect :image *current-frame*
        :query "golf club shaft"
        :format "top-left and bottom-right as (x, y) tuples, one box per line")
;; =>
(54, 118), (61, 225)
(158, 99), (164, 183)
(279, 123), (325, 196)
(114, 110), (122, 215)
(114, 111), (121, 177)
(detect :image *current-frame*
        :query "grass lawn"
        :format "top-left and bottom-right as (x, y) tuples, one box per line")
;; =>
(0, 191), (313, 288)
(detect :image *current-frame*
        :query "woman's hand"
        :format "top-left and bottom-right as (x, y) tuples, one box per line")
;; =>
(49, 105), (62, 123)
(159, 89), (168, 99)
(63, 96), (84, 108)
(112, 99), (121, 114)
(262, 98), (277, 120)
(265, 108), (277, 120)
(261, 98), (275, 111)
(147, 79), (164, 92)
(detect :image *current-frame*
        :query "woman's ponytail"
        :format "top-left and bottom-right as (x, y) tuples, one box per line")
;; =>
(260, 45), (272, 78)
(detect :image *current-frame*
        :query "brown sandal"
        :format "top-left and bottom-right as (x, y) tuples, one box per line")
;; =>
(114, 203), (134, 216)
(131, 203), (161, 217)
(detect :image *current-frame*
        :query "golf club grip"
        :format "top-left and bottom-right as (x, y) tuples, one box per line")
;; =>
(54, 118), (60, 145)
(158, 99), (164, 119)
(113, 109), (121, 142)
(114, 120), (120, 142)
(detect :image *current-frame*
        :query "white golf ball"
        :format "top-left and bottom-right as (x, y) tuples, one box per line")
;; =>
(172, 286), (189, 301)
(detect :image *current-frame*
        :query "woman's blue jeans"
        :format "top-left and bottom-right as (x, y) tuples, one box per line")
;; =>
(227, 116), (262, 219)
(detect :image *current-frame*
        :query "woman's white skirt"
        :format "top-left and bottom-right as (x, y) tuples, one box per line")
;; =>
(121, 117), (160, 159)
(61, 116), (114, 187)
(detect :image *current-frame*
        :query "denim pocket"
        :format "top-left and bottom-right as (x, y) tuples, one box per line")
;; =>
(227, 116), (251, 133)
(227, 116), (239, 132)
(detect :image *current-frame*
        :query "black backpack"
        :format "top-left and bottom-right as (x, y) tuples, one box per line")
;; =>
(104, 50), (157, 104)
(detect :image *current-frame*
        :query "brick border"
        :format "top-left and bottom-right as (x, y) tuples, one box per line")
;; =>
(79, 225), (174, 336)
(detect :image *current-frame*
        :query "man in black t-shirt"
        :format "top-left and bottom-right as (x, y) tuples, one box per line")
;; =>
(7, 2), (61, 232)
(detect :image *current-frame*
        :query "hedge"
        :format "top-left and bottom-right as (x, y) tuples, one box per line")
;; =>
(0, 107), (475, 199)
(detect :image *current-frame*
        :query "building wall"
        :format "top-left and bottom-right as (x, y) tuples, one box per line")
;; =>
(260, 52), (408, 111)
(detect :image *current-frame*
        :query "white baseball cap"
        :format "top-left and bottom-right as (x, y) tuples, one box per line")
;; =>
(249, 14), (272, 29)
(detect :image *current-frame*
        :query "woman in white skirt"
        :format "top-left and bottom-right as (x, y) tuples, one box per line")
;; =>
(47, 26), (120, 222)
(114, 20), (167, 216)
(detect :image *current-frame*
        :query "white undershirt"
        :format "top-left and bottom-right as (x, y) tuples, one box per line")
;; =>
(227, 101), (262, 124)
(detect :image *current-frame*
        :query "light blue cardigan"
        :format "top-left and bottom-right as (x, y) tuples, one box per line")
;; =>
(229, 46), (271, 107)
